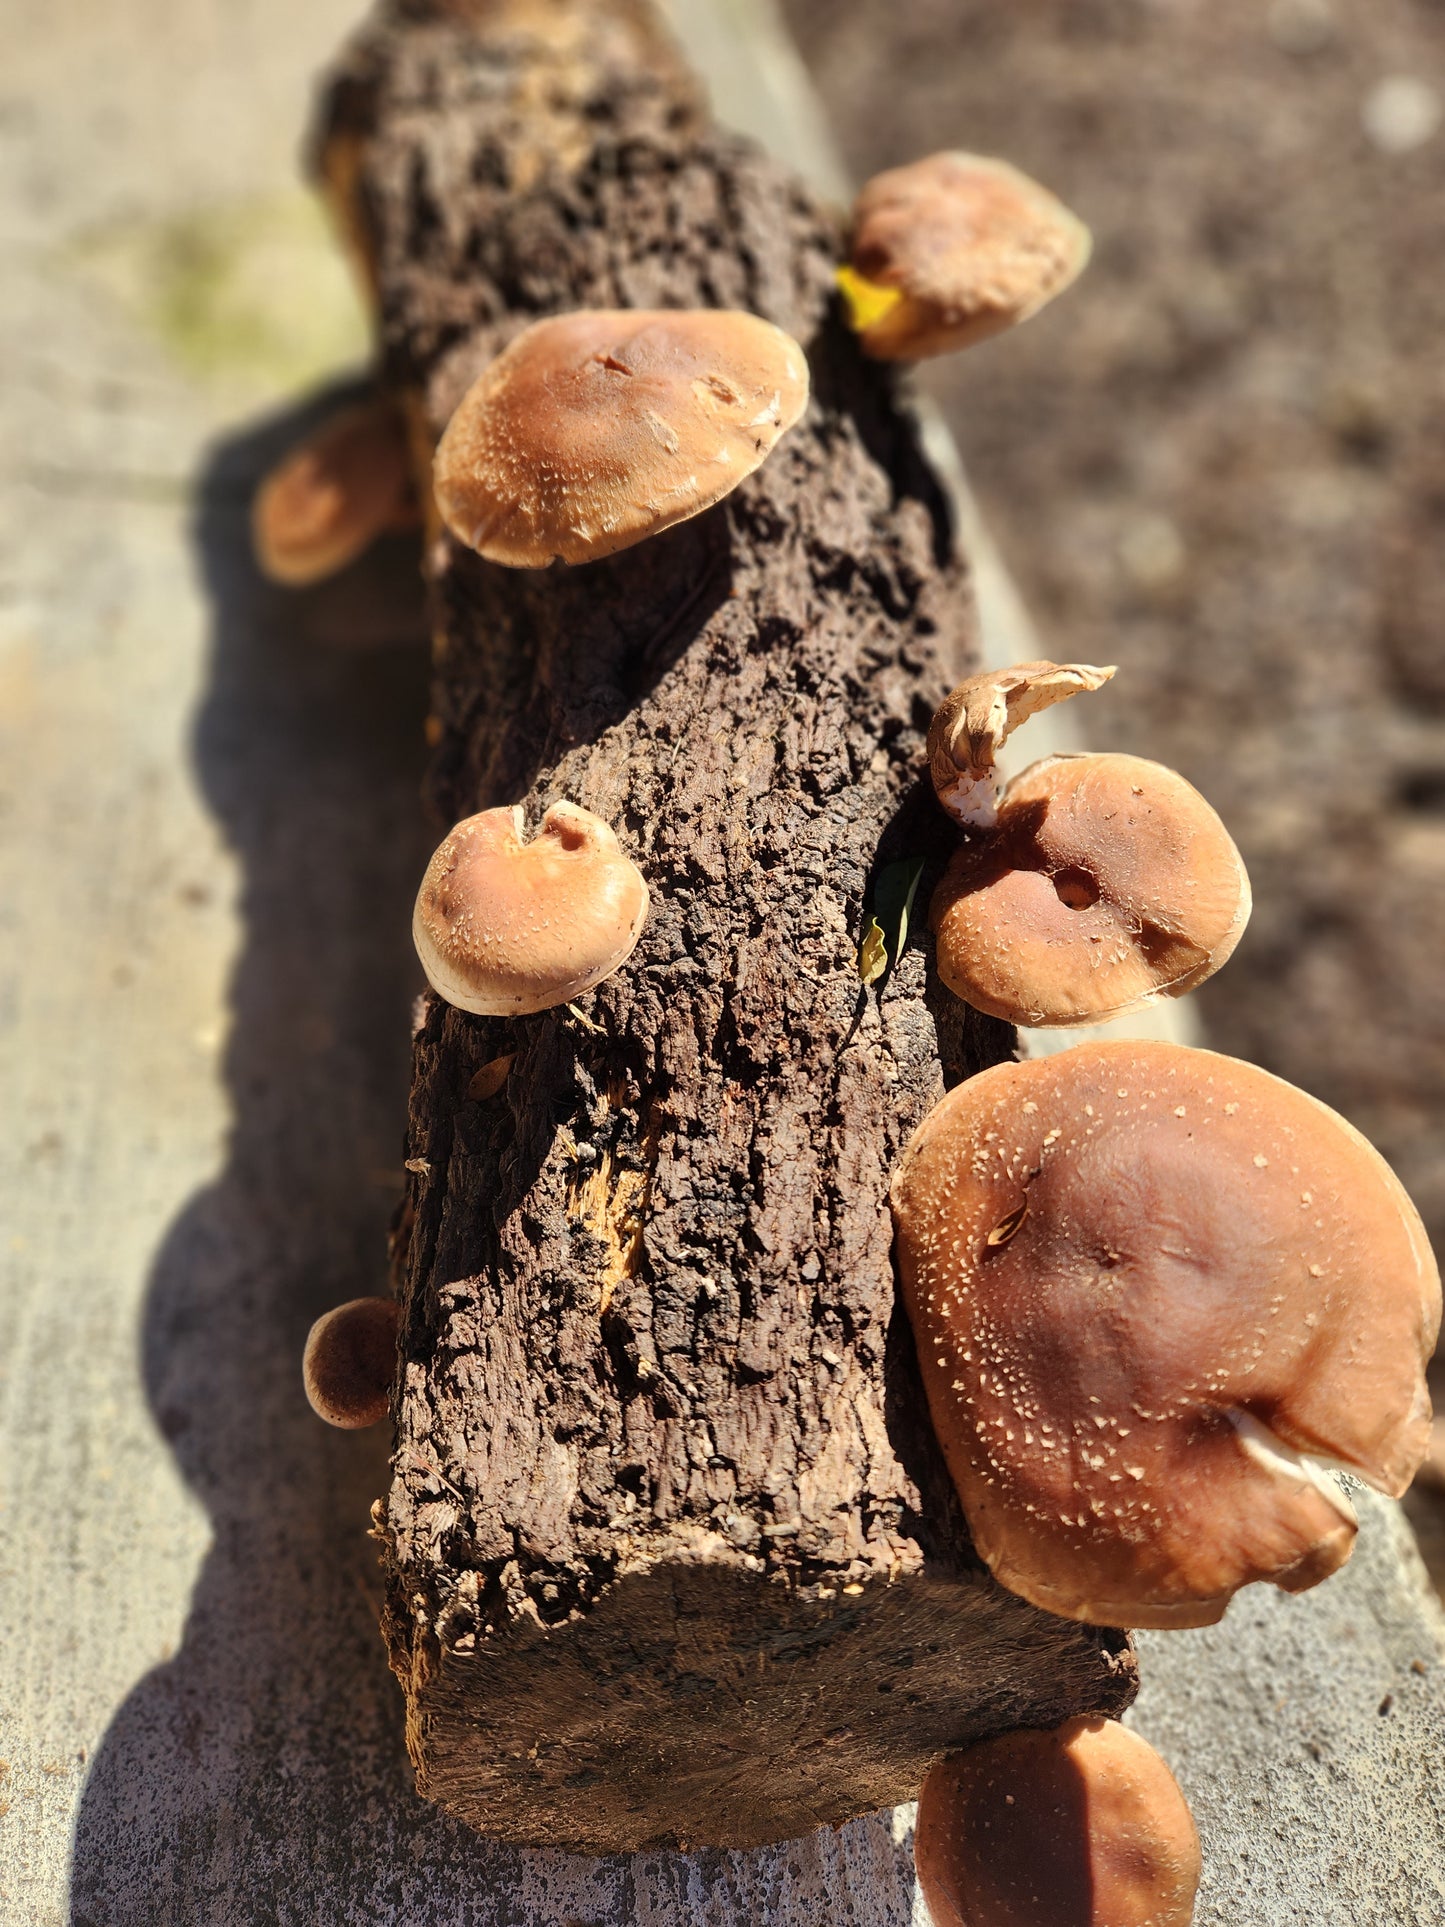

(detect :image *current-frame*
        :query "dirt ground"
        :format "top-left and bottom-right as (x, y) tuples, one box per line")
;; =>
(781, 0), (1445, 1577)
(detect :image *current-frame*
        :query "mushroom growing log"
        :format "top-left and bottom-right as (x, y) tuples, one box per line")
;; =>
(313, 0), (1136, 1852)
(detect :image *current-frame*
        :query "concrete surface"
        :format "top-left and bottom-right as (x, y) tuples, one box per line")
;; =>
(0, 0), (1440, 1921)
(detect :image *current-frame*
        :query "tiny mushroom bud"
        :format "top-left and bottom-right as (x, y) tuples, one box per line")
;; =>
(891, 1040), (1441, 1628)
(413, 800), (649, 1016)
(931, 751), (1251, 1027)
(433, 308), (809, 567)
(916, 1717), (1201, 1927)
(839, 152), (1092, 362)
(303, 1297), (400, 1429)
(926, 660), (1116, 830)
(252, 396), (418, 586)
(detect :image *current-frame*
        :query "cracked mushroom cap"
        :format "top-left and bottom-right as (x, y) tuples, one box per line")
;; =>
(916, 1717), (1200, 1927)
(413, 800), (649, 1016)
(252, 396), (417, 586)
(890, 1040), (1440, 1628)
(303, 1297), (399, 1429)
(927, 660), (1116, 829)
(432, 309), (809, 567)
(839, 152), (1091, 362)
(930, 751), (1251, 1027)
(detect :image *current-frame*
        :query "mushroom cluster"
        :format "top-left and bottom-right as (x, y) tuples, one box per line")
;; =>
(277, 126), (1441, 1925)
(923, 660), (1251, 1028)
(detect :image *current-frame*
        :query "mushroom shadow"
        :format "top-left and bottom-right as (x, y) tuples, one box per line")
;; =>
(857, 772), (1016, 1092)
(65, 385), (920, 1927)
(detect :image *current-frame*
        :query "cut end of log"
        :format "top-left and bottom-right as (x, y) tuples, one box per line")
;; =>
(385, 1557), (1137, 1852)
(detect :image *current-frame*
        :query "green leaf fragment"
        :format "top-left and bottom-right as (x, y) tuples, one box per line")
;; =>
(860, 854), (928, 986)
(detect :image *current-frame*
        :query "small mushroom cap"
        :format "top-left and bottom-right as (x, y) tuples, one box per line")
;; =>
(413, 800), (649, 1017)
(432, 309), (809, 567)
(303, 1297), (399, 1429)
(916, 1718), (1201, 1927)
(927, 661), (1115, 799)
(891, 1041), (1441, 1628)
(930, 751), (1252, 1027)
(252, 397), (417, 586)
(842, 152), (1092, 362)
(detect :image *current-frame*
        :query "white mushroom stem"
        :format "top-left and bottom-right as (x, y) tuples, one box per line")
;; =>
(1228, 1409), (1361, 1522)
(933, 765), (1002, 831)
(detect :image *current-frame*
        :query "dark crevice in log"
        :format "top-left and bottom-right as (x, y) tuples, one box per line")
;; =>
(317, 0), (1136, 1853)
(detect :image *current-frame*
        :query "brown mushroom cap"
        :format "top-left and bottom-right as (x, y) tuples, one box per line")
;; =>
(303, 1297), (399, 1429)
(252, 396), (417, 586)
(891, 1040), (1440, 1628)
(916, 1717), (1201, 1927)
(931, 751), (1251, 1027)
(842, 153), (1092, 362)
(432, 309), (809, 567)
(926, 661), (1116, 828)
(413, 800), (649, 1016)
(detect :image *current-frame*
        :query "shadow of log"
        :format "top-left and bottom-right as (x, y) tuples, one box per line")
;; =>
(65, 385), (922, 1926)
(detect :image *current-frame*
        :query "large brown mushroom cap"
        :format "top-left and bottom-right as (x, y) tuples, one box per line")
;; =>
(413, 800), (649, 1017)
(432, 309), (809, 567)
(916, 1717), (1201, 1927)
(303, 1297), (399, 1430)
(252, 396), (417, 586)
(931, 752), (1251, 1027)
(842, 153), (1092, 362)
(891, 1041), (1440, 1628)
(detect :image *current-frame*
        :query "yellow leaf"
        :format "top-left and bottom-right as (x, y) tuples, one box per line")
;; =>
(836, 265), (905, 335)
(859, 918), (888, 985)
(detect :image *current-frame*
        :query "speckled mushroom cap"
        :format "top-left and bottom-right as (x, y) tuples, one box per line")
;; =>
(890, 1041), (1440, 1628)
(432, 308), (809, 567)
(916, 1717), (1201, 1927)
(303, 1297), (400, 1429)
(930, 751), (1251, 1027)
(252, 396), (417, 586)
(840, 152), (1092, 362)
(413, 801), (649, 1016)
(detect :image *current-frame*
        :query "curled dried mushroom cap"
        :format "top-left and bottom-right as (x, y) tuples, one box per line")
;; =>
(433, 309), (809, 567)
(303, 1297), (399, 1429)
(927, 660), (1115, 830)
(840, 152), (1092, 362)
(891, 1040), (1440, 1628)
(916, 1717), (1200, 1927)
(931, 751), (1251, 1027)
(413, 800), (649, 1016)
(252, 396), (417, 586)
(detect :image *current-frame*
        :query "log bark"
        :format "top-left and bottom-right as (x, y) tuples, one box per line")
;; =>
(315, 0), (1136, 1853)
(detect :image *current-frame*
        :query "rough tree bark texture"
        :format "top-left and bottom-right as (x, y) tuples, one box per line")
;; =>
(315, 0), (1136, 1852)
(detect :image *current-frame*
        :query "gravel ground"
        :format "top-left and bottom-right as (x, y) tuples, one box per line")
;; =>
(780, 0), (1445, 1574)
